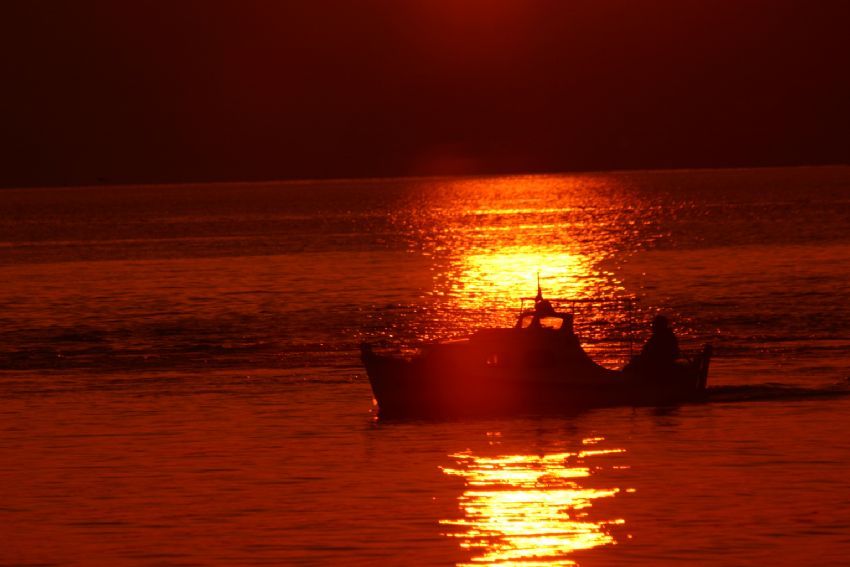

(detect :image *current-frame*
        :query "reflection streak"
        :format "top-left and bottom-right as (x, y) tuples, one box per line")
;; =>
(440, 443), (627, 566)
(383, 176), (654, 358)
(451, 248), (601, 309)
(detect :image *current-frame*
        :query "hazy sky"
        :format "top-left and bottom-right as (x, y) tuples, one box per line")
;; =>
(1, 0), (848, 187)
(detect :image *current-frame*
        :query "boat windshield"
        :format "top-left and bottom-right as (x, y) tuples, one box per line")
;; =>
(519, 314), (564, 330)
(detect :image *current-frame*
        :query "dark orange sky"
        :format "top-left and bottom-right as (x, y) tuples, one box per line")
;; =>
(1, 0), (848, 188)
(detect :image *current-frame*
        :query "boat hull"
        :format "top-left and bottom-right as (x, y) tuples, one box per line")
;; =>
(362, 344), (712, 418)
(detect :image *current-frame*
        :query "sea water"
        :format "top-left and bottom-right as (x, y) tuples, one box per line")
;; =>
(1, 167), (849, 565)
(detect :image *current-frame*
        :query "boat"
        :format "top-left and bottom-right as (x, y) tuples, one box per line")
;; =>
(361, 286), (712, 417)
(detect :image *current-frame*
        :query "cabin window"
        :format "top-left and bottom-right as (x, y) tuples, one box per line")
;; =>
(520, 315), (563, 330)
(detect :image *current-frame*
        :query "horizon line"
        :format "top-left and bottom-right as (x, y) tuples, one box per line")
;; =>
(2, 162), (847, 192)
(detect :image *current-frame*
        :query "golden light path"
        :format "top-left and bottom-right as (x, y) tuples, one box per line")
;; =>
(418, 174), (633, 318)
(436, 244), (634, 365)
(454, 248), (590, 305)
(442, 246), (619, 310)
(440, 439), (629, 566)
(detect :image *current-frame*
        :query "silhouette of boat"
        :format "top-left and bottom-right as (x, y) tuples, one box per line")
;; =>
(361, 287), (712, 417)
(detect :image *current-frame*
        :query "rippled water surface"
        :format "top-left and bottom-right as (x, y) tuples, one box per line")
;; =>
(1, 167), (849, 565)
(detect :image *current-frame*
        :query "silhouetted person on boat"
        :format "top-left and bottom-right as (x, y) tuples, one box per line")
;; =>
(640, 315), (680, 366)
(527, 297), (556, 329)
(535, 298), (556, 318)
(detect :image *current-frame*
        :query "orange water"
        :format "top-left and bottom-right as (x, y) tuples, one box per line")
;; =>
(1, 167), (849, 565)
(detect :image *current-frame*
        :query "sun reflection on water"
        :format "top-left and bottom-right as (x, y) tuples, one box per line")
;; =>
(413, 176), (633, 315)
(380, 175), (656, 362)
(447, 247), (607, 310)
(440, 440), (628, 566)
(431, 243), (636, 365)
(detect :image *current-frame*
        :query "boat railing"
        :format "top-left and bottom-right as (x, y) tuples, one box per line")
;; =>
(519, 297), (638, 318)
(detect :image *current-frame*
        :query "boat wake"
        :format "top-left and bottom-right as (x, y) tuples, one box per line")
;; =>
(706, 381), (850, 404)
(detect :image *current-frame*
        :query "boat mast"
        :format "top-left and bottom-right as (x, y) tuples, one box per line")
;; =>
(535, 271), (542, 302)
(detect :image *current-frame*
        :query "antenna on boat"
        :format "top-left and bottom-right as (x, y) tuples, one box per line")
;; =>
(535, 271), (542, 302)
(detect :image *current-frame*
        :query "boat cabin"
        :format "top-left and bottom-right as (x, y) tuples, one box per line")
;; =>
(514, 296), (575, 334)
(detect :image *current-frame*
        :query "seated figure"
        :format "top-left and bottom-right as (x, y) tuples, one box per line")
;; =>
(641, 315), (680, 364)
(626, 315), (680, 374)
(535, 298), (556, 317)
